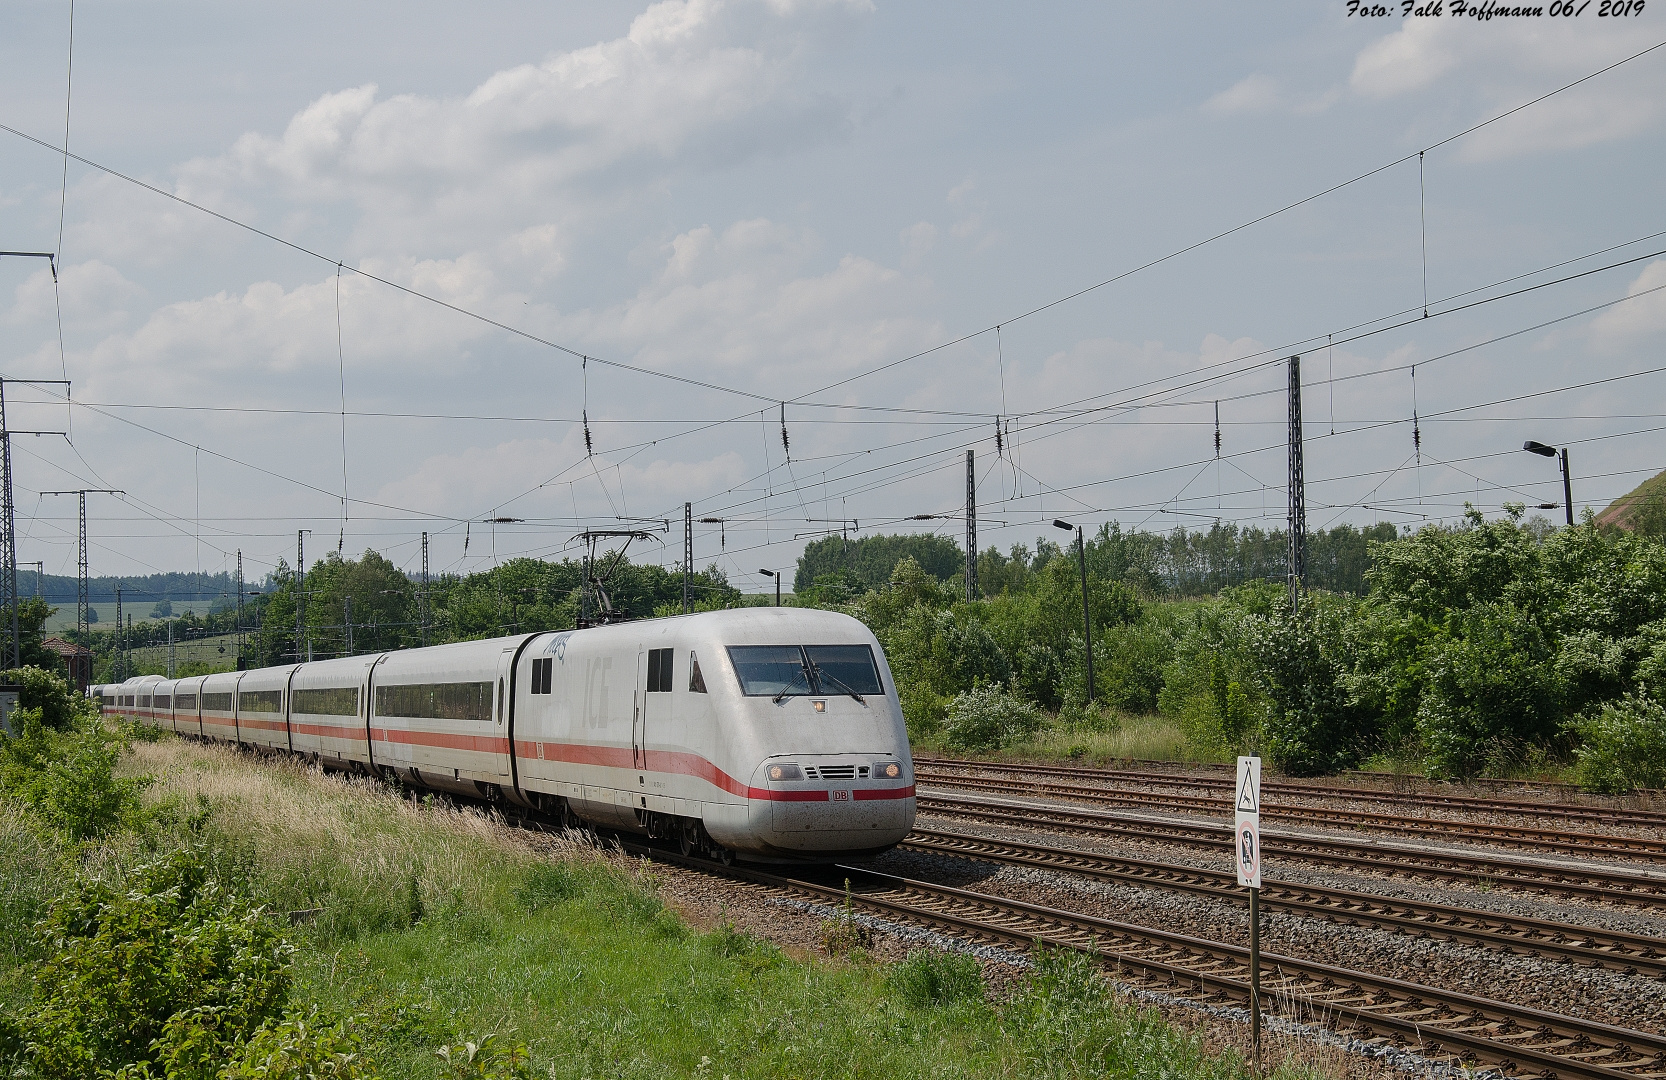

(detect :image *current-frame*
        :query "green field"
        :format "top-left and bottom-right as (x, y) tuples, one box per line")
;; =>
(41, 600), (213, 632)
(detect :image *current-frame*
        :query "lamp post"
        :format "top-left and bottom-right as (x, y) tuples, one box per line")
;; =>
(1053, 519), (1095, 706)
(1523, 441), (1574, 527)
(759, 568), (781, 608)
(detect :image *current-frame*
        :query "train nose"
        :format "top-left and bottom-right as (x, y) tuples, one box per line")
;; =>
(752, 755), (916, 851)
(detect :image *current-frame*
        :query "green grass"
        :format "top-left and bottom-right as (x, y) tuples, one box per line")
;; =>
(53, 737), (1312, 1079)
(915, 712), (1232, 769)
(43, 602), (216, 632)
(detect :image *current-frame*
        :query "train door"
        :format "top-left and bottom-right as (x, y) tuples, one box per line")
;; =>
(632, 648), (646, 770)
(636, 645), (673, 772)
(493, 645), (515, 776)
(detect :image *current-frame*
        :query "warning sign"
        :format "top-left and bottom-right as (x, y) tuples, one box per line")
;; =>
(1235, 756), (1259, 814)
(1234, 755), (1262, 889)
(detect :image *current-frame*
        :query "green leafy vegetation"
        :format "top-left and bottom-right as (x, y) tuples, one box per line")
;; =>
(0, 664), (1304, 1079)
(1571, 694), (1666, 794)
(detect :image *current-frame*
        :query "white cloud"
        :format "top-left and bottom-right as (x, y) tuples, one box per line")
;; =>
(1590, 260), (1666, 345)
(899, 221), (936, 265)
(164, 0), (871, 257)
(374, 430), (749, 521)
(577, 218), (944, 388)
(1348, 22), (1663, 160)
(1203, 73), (1284, 116)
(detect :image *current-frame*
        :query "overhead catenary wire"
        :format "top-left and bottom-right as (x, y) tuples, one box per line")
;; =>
(8, 45), (1666, 570)
(4, 38), (1658, 435)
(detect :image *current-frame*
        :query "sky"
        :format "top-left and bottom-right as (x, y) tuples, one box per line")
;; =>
(1, 0), (1664, 593)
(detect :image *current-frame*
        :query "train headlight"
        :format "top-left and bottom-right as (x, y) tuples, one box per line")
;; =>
(872, 761), (903, 780)
(766, 763), (803, 782)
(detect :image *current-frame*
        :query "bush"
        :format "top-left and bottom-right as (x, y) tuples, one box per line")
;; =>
(884, 949), (984, 1008)
(13, 846), (292, 1079)
(0, 666), (97, 732)
(0, 709), (150, 840)
(217, 1010), (376, 1080)
(435, 1033), (534, 1080)
(1415, 602), (1561, 778)
(1248, 595), (1373, 776)
(1572, 694), (1666, 794)
(943, 684), (1041, 752)
(1093, 623), (1175, 714)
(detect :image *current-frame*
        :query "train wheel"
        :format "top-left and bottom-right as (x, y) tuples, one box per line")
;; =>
(713, 845), (734, 867)
(678, 821), (695, 858)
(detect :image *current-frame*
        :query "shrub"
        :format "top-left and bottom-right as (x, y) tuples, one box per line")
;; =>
(435, 1033), (534, 1080)
(0, 709), (150, 840)
(1572, 694), (1666, 794)
(1248, 596), (1373, 776)
(218, 1010), (376, 1079)
(943, 684), (1041, 752)
(884, 949), (983, 1008)
(1415, 602), (1561, 779)
(1093, 622), (1175, 714)
(14, 846), (292, 1078)
(0, 666), (97, 732)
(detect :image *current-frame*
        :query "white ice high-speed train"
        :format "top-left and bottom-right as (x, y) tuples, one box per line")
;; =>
(96, 607), (916, 863)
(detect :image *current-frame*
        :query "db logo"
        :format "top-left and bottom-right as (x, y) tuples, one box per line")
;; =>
(829, 789), (850, 802)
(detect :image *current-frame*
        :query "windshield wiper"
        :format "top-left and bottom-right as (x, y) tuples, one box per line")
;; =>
(773, 665), (810, 704)
(810, 663), (864, 704)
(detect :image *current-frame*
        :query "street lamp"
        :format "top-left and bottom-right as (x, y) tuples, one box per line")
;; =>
(1523, 441), (1574, 527)
(1052, 519), (1095, 706)
(759, 569), (781, 608)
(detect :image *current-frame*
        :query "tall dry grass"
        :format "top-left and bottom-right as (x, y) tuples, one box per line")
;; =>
(124, 740), (532, 937)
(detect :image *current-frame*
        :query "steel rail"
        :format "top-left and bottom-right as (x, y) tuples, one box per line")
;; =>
(902, 827), (1666, 978)
(914, 769), (1666, 863)
(617, 840), (1666, 1080)
(916, 756), (1666, 828)
(918, 792), (1666, 908)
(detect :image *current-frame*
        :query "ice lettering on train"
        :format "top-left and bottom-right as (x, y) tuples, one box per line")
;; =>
(585, 655), (612, 730)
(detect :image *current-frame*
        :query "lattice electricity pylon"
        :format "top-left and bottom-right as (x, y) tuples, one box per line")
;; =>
(1286, 356), (1306, 613)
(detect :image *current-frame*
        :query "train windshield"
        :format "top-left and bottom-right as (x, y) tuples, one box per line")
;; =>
(804, 645), (883, 696)
(726, 644), (881, 697)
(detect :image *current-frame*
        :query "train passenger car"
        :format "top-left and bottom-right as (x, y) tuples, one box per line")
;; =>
(289, 656), (373, 767)
(200, 671), (240, 743)
(151, 679), (177, 733)
(236, 665), (296, 752)
(171, 676), (206, 738)
(368, 638), (520, 797)
(131, 675), (165, 725)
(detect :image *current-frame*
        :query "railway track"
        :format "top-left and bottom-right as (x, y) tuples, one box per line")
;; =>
(901, 827), (1666, 979)
(916, 757), (1666, 829)
(915, 766), (1666, 864)
(918, 791), (1666, 908)
(618, 839), (1666, 1080)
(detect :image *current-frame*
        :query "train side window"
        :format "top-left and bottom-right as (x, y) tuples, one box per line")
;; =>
(540, 657), (554, 694)
(646, 647), (673, 693)
(689, 652), (707, 694)
(529, 657), (552, 695)
(498, 678), (505, 723)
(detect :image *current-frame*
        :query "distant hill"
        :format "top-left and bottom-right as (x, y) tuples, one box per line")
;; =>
(1597, 467), (1666, 529)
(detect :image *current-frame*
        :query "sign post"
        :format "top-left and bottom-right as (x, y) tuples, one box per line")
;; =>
(1234, 755), (1262, 1073)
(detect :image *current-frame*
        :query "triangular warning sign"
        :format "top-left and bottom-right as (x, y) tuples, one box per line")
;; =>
(1236, 776), (1257, 813)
